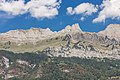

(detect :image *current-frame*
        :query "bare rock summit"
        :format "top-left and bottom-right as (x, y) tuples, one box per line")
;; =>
(99, 24), (120, 40)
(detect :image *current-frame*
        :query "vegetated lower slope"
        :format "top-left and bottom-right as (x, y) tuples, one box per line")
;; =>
(0, 35), (66, 53)
(0, 50), (120, 80)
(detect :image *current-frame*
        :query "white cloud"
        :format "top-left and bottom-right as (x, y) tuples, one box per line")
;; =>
(0, 0), (62, 18)
(0, 0), (26, 15)
(93, 0), (120, 23)
(29, 6), (58, 19)
(27, 0), (61, 18)
(67, 7), (74, 15)
(80, 17), (85, 21)
(67, 3), (98, 16)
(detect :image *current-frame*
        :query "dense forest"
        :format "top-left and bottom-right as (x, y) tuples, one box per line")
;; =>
(0, 50), (120, 80)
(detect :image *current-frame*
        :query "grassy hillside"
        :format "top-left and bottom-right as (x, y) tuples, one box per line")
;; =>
(0, 36), (66, 53)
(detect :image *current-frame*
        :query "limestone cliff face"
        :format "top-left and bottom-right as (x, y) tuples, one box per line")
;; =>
(99, 24), (120, 41)
(0, 28), (54, 43)
(0, 23), (120, 44)
(60, 23), (82, 33)
(0, 23), (82, 43)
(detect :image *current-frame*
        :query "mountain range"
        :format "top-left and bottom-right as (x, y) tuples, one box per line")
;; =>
(0, 24), (120, 80)
(0, 23), (120, 59)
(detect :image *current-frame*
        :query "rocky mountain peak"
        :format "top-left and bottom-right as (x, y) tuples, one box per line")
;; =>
(0, 28), (54, 43)
(99, 24), (120, 40)
(2, 27), (53, 35)
(0, 23), (120, 45)
(71, 23), (82, 31)
(0, 23), (82, 43)
(61, 23), (82, 33)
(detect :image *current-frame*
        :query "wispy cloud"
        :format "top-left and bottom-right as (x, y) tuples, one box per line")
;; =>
(0, 12), (14, 19)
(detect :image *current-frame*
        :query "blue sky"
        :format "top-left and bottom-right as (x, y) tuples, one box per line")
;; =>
(0, 0), (120, 33)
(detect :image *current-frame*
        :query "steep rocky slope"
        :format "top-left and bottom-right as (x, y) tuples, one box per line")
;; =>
(0, 23), (81, 43)
(0, 24), (120, 59)
(0, 28), (54, 43)
(99, 24), (120, 40)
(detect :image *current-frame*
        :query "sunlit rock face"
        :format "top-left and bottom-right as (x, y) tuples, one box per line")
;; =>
(0, 28), (54, 43)
(0, 23), (120, 59)
(99, 24), (120, 41)
(0, 23), (82, 43)
(60, 23), (82, 33)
